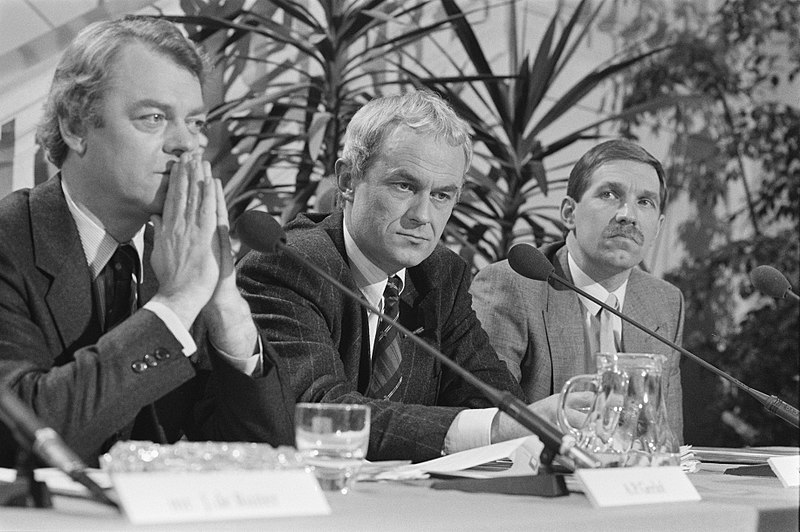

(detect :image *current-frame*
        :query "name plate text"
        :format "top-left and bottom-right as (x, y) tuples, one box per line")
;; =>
(112, 469), (330, 524)
(576, 466), (701, 508)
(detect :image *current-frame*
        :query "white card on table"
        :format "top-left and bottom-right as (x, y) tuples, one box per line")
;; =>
(576, 466), (701, 508)
(768, 455), (800, 487)
(112, 469), (330, 525)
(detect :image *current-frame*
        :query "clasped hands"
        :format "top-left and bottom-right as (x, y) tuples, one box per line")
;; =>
(148, 151), (256, 359)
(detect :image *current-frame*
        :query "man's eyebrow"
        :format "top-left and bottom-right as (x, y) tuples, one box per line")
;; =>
(640, 189), (660, 199)
(387, 170), (461, 192)
(600, 181), (660, 202)
(131, 99), (207, 116)
(433, 183), (461, 194)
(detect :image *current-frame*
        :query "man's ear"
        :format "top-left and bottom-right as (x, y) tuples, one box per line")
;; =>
(560, 196), (577, 230)
(58, 117), (87, 156)
(335, 159), (355, 202)
(655, 213), (665, 239)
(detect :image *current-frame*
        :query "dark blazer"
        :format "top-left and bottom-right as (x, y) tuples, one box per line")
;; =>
(237, 211), (524, 462)
(0, 176), (294, 467)
(471, 242), (684, 442)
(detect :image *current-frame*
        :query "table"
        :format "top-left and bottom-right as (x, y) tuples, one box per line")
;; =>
(1, 469), (797, 531)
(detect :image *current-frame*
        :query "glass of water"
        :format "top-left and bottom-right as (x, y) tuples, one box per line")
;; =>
(295, 403), (370, 494)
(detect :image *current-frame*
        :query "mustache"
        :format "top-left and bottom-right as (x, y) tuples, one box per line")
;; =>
(602, 223), (643, 244)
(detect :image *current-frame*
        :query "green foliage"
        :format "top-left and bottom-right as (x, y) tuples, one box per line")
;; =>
(399, 0), (685, 264)
(620, 0), (800, 445)
(666, 232), (799, 446)
(169, 0), (451, 222)
(169, 0), (684, 266)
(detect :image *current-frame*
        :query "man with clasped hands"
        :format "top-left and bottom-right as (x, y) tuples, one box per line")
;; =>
(0, 16), (293, 467)
(238, 90), (579, 463)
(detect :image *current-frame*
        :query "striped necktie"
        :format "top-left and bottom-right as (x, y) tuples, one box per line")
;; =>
(367, 275), (403, 399)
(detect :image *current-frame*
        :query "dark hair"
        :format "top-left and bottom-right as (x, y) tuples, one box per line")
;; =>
(567, 139), (668, 211)
(36, 15), (207, 168)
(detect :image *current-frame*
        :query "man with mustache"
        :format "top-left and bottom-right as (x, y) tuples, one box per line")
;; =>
(238, 91), (576, 462)
(471, 139), (684, 442)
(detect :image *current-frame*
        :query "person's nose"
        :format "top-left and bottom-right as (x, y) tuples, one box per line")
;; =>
(407, 194), (433, 225)
(163, 120), (199, 157)
(614, 200), (637, 225)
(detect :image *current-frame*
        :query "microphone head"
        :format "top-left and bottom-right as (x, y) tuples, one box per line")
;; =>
(750, 265), (791, 299)
(234, 210), (286, 253)
(507, 243), (554, 281)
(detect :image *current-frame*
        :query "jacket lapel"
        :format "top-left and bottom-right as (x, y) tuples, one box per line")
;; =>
(30, 176), (98, 353)
(318, 212), (374, 392)
(543, 245), (586, 393)
(621, 269), (666, 353)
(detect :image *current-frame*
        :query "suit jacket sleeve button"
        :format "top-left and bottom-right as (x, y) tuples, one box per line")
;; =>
(131, 361), (148, 373)
(143, 353), (158, 367)
(153, 347), (171, 360)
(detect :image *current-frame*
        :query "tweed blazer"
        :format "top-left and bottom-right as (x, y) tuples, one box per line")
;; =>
(471, 242), (684, 442)
(0, 176), (294, 467)
(237, 211), (524, 462)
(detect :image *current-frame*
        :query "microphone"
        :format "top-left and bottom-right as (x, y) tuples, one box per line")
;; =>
(235, 210), (600, 471)
(507, 243), (800, 429)
(0, 388), (118, 508)
(750, 265), (799, 301)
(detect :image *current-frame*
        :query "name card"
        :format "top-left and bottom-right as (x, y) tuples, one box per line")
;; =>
(112, 470), (330, 525)
(576, 466), (701, 508)
(768, 455), (800, 487)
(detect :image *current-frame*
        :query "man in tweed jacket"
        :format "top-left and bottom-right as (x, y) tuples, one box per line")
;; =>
(238, 91), (567, 462)
(471, 140), (684, 442)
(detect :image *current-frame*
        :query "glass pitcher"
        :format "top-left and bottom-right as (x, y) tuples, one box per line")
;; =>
(558, 352), (679, 467)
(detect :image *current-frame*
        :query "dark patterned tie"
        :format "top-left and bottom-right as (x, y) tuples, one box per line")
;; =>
(367, 275), (403, 399)
(104, 244), (139, 331)
(99, 244), (142, 453)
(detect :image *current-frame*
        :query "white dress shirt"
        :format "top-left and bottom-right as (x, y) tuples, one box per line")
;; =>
(567, 252), (628, 352)
(342, 217), (495, 454)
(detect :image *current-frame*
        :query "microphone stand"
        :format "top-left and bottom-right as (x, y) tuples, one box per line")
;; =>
(0, 453), (52, 508)
(262, 240), (599, 495)
(545, 270), (799, 429)
(0, 390), (119, 509)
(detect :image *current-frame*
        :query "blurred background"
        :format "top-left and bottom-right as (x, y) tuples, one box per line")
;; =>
(1, 0), (797, 447)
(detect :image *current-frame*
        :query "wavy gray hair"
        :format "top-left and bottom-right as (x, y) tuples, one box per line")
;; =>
(36, 15), (207, 168)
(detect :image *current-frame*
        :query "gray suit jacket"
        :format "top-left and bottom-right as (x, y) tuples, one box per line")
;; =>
(471, 242), (684, 442)
(0, 176), (294, 467)
(237, 211), (524, 462)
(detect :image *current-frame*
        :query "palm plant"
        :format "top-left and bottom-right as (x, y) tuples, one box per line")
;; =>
(399, 0), (688, 264)
(167, 0), (455, 222)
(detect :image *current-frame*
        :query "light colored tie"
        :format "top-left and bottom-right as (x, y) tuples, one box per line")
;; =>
(599, 293), (619, 353)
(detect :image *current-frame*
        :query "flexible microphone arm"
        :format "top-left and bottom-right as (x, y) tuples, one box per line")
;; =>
(508, 243), (800, 429)
(235, 211), (599, 470)
(0, 389), (119, 509)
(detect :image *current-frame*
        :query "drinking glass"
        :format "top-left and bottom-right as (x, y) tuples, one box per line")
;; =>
(295, 403), (370, 494)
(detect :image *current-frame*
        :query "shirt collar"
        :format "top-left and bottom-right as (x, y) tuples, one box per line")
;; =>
(62, 179), (145, 280)
(343, 215), (405, 310)
(567, 251), (627, 315)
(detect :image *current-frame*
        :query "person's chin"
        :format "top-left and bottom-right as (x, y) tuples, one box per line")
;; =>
(601, 251), (641, 271)
(392, 248), (429, 270)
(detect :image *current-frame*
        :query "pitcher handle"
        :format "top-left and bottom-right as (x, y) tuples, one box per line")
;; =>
(557, 374), (597, 439)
